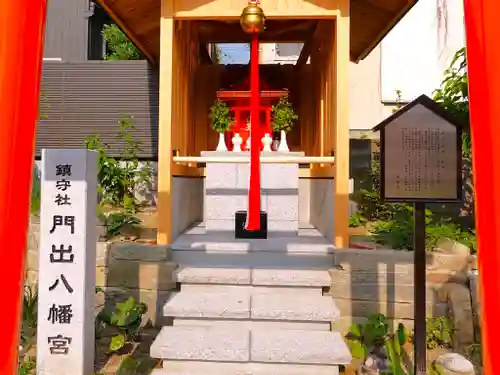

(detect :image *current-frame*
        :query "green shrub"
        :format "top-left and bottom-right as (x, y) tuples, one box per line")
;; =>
(426, 316), (455, 349)
(30, 168), (41, 216)
(104, 211), (141, 238)
(21, 285), (38, 351)
(345, 313), (409, 375)
(96, 297), (148, 353)
(18, 358), (36, 375)
(84, 114), (153, 213)
(352, 152), (476, 251)
(103, 24), (142, 61)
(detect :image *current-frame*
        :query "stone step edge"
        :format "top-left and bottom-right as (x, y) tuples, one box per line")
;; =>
(164, 291), (340, 322)
(153, 361), (340, 375)
(164, 291), (250, 320)
(180, 284), (323, 298)
(170, 242), (335, 254)
(173, 318), (331, 331)
(171, 251), (335, 270)
(150, 326), (352, 365)
(174, 267), (331, 287)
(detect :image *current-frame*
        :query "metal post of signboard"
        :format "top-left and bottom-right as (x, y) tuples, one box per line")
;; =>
(373, 94), (463, 375)
(413, 201), (427, 375)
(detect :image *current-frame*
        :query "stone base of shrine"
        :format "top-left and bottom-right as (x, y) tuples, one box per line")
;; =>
(202, 151), (304, 236)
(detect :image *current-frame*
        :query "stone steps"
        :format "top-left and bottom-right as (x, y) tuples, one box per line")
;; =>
(164, 290), (339, 322)
(153, 361), (340, 375)
(150, 326), (351, 365)
(151, 228), (351, 373)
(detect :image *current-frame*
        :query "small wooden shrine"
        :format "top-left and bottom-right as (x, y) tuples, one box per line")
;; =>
(95, 0), (419, 247)
(217, 74), (288, 151)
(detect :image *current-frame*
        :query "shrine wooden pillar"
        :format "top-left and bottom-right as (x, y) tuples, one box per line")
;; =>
(157, 0), (175, 244)
(332, 0), (350, 248)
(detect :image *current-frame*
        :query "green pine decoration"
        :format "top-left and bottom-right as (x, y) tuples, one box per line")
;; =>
(271, 95), (298, 133)
(210, 99), (232, 133)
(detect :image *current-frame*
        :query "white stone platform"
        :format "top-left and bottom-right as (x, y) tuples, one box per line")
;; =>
(169, 223), (336, 269)
(150, 223), (351, 374)
(171, 223), (335, 253)
(203, 151), (304, 235)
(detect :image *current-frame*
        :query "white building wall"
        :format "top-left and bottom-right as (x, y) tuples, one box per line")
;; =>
(380, 0), (465, 103)
(259, 0), (465, 133)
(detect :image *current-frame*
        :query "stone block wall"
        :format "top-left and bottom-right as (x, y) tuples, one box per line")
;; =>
(26, 216), (479, 346)
(26, 218), (176, 325)
(329, 248), (476, 350)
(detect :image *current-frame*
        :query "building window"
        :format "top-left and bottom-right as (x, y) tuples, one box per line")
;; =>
(275, 43), (303, 58)
(88, 2), (113, 60)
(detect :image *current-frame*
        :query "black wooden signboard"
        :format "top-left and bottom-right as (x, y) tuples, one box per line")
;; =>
(373, 94), (463, 375)
(375, 95), (462, 203)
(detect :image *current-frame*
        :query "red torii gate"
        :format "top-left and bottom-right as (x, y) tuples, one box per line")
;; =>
(0, 0), (498, 374)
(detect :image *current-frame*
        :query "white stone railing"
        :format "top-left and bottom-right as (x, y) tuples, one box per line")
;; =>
(173, 156), (335, 164)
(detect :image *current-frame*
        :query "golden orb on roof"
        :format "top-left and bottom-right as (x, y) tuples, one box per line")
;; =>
(240, 0), (265, 34)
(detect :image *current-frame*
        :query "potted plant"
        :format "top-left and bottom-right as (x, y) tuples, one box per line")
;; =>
(272, 95), (298, 152)
(209, 99), (232, 151)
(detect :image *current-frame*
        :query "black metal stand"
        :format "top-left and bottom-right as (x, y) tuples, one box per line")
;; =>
(413, 202), (427, 375)
(234, 210), (268, 239)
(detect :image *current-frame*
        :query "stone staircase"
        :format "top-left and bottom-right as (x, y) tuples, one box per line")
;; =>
(150, 226), (352, 375)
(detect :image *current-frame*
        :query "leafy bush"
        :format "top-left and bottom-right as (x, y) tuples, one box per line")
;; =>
(84, 114), (153, 213)
(352, 140), (476, 251)
(30, 168), (41, 217)
(371, 210), (476, 251)
(18, 358), (36, 375)
(104, 211), (141, 238)
(345, 313), (409, 375)
(97, 297), (148, 353)
(433, 48), (468, 127)
(115, 355), (158, 375)
(21, 285), (38, 352)
(349, 212), (368, 228)
(103, 24), (142, 61)
(426, 316), (455, 349)
(352, 157), (413, 223)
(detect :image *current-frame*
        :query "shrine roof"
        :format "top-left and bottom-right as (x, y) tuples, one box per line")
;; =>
(372, 95), (465, 132)
(94, 0), (418, 64)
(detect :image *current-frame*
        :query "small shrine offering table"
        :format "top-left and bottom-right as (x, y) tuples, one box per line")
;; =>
(201, 151), (305, 236)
